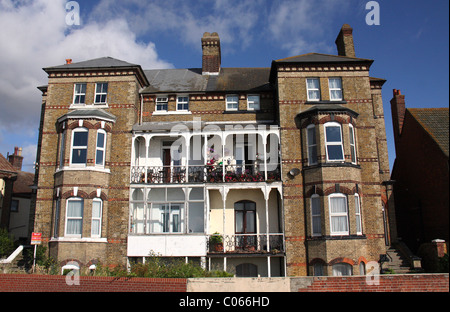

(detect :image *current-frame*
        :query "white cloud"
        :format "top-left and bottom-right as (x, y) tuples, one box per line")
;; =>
(0, 0), (172, 134)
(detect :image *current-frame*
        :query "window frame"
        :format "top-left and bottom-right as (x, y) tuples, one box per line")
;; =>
(94, 82), (108, 104)
(324, 122), (345, 162)
(226, 94), (239, 111)
(73, 83), (86, 105)
(311, 194), (321, 236)
(328, 193), (349, 236)
(176, 96), (189, 111)
(349, 124), (357, 164)
(247, 94), (260, 111)
(156, 96), (169, 112)
(355, 193), (362, 235)
(95, 129), (107, 167)
(329, 77), (343, 101)
(306, 78), (321, 101)
(65, 197), (84, 237)
(70, 127), (89, 166)
(307, 124), (318, 165)
(91, 198), (103, 238)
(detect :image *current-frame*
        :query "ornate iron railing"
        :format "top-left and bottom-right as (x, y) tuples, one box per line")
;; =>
(206, 234), (285, 254)
(131, 164), (281, 184)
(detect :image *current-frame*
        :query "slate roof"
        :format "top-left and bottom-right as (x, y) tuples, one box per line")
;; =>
(44, 57), (139, 70)
(408, 108), (449, 157)
(57, 109), (117, 123)
(274, 52), (373, 64)
(141, 67), (271, 93)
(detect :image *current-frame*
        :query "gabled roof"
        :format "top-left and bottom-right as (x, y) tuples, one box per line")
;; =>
(141, 67), (271, 93)
(0, 153), (17, 176)
(274, 52), (373, 64)
(44, 57), (139, 70)
(408, 108), (449, 157)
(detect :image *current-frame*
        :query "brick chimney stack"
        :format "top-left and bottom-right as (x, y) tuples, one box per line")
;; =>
(390, 89), (406, 149)
(202, 32), (221, 75)
(335, 24), (356, 58)
(8, 146), (23, 171)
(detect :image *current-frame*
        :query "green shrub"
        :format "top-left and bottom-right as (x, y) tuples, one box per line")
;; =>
(0, 228), (14, 258)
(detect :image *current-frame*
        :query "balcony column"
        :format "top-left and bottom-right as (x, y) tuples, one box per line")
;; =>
(262, 132), (268, 181)
(262, 185), (270, 252)
(144, 135), (151, 183)
(184, 134), (190, 183)
(219, 186), (229, 250)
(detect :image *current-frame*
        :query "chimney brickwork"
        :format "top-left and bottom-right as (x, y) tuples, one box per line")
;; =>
(335, 24), (356, 57)
(202, 32), (221, 75)
(8, 146), (23, 171)
(390, 89), (406, 149)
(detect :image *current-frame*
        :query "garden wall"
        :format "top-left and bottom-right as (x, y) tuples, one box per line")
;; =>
(0, 273), (448, 292)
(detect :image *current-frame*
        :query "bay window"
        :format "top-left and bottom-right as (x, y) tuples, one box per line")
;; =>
(65, 198), (84, 236)
(70, 128), (88, 165)
(311, 194), (321, 236)
(307, 124), (317, 165)
(355, 193), (362, 235)
(349, 124), (357, 164)
(91, 199), (102, 237)
(95, 129), (106, 166)
(329, 193), (349, 235)
(324, 122), (344, 162)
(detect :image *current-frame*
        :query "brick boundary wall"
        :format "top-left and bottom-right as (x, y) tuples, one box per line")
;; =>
(295, 274), (449, 292)
(0, 274), (187, 292)
(0, 274), (447, 292)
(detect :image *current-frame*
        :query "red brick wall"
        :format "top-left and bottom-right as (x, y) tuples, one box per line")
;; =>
(0, 274), (187, 292)
(297, 274), (449, 292)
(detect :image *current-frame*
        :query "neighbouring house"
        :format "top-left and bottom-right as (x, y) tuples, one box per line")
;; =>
(32, 24), (395, 277)
(0, 153), (17, 235)
(390, 90), (449, 253)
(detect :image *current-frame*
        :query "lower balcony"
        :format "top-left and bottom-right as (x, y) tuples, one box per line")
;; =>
(207, 234), (285, 255)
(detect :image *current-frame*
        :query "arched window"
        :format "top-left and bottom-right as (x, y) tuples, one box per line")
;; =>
(311, 194), (321, 236)
(65, 197), (84, 237)
(324, 122), (344, 162)
(95, 129), (107, 166)
(349, 124), (357, 164)
(328, 193), (349, 235)
(236, 263), (258, 277)
(91, 198), (102, 237)
(307, 124), (317, 165)
(70, 127), (88, 165)
(332, 263), (352, 276)
(354, 193), (362, 235)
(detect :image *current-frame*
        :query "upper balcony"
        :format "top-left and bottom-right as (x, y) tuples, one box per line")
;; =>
(131, 125), (281, 184)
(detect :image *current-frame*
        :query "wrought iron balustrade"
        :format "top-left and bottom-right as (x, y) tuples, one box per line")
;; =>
(206, 234), (285, 254)
(130, 164), (281, 184)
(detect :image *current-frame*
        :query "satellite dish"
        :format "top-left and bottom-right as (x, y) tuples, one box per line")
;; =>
(289, 168), (300, 177)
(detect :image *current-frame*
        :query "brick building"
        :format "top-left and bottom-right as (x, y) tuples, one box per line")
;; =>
(390, 90), (449, 253)
(32, 25), (394, 277)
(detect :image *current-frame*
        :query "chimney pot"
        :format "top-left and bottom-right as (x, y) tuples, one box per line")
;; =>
(66, 58), (72, 64)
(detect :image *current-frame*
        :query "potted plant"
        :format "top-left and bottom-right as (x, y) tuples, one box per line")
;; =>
(209, 232), (223, 252)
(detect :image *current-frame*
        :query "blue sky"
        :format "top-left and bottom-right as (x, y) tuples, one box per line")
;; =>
(0, 0), (448, 172)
